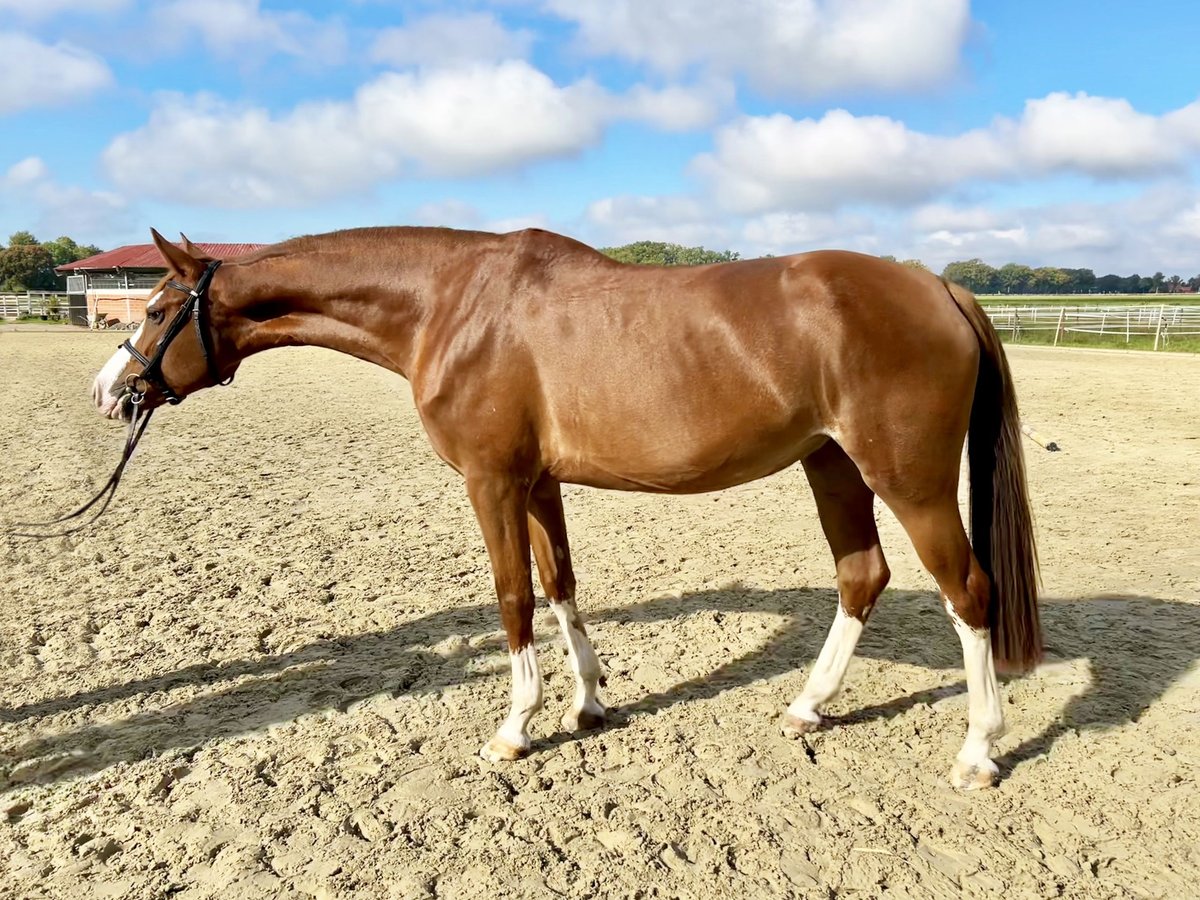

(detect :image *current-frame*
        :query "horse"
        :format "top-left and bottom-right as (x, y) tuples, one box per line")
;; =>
(90, 226), (1041, 790)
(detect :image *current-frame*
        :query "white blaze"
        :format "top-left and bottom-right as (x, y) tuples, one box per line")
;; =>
(92, 321), (144, 419)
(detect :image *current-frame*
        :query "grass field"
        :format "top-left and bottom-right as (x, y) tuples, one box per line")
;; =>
(996, 328), (1200, 353)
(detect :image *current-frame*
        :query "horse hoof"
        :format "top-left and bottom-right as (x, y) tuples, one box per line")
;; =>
(479, 737), (527, 762)
(780, 712), (821, 739)
(949, 758), (999, 790)
(562, 703), (608, 732)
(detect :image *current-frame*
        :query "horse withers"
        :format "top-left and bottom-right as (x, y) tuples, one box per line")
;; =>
(92, 226), (1041, 789)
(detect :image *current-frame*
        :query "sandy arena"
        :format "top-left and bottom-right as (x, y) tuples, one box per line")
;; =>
(1, 333), (1198, 899)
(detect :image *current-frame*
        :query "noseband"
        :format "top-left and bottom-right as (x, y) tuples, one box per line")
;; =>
(120, 258), (229, 405)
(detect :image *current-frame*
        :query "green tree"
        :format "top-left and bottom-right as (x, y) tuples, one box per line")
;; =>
(900, 259), (929, 272)
(0, 242), (56, 290)
(1030, 267), (1070, 293)
(941, 259), (998, 293)
(601, 241), (739, 266)
(1150, 271), (1165, 293)
(7, 230), (38, 247)
(996, 263), (1033, 294)
(43, 235), (101, 268)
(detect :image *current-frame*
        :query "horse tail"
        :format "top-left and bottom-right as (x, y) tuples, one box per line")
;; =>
(943, 278), (1042, 673)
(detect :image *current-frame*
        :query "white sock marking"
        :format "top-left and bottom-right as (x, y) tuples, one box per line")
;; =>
(945, 598), (1004, 774)
(494, 644), (543, 750)
(551, 599), (603, 721)
(788, 603), (863, 723)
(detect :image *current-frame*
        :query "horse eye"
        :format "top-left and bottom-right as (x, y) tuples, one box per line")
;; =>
(148, 308), (165, 324)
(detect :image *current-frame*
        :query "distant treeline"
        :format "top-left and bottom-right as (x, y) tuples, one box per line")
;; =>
(601, 242), (1199, 295)
(1, 231), (101, 291)
(938, 259), (1199, 295)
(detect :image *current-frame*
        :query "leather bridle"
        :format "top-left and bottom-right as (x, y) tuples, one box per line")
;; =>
(120, 258), (229, 405)
(10, 259), (232, 538)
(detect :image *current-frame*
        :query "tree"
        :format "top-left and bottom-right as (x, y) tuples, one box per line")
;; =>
(900, 259), (929, 272)
(996, 263), (1034, 294)
(1062, 268), (1096, 293)
(0, 242), (56, 290)
(600, 241), (739, 266)
(1166, 275), (1184, 293)
(7, 230), (38, 247)
(1030, 267), (1070, 293)
(43, 235), (101, 268)
(1151, 272), (1166, 293)
(941, 259), (998, 293)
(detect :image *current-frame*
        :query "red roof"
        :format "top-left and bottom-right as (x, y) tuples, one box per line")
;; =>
(56, 242), (266, 273)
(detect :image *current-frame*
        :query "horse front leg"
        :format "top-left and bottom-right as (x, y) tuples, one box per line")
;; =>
(467, 473), (543, 762)
(527, 476), (606, 732)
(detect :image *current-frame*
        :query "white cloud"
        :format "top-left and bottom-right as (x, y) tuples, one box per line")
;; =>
(741, 210), (871, 252)
(585, 195), (734, 248)
(544, 0), (971, 96)
(1016, 93), (1182, 176)
(103, 62), (722, 207)
(2, 156), (49, 186)
(1, 157), (132, 241)
(0, 32), (113, 116)
(695, 93), (1200, 214)
(904, 191), (1200, 273)
(0, 0), (129, 19)
(694, 110), (1009, 212)
(151, 0), (347, 62)
(369, 12), (533, 67)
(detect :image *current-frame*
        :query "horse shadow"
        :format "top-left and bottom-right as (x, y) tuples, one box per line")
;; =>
(1, 587), (1196, 791)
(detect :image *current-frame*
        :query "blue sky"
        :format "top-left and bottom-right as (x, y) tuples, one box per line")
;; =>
(2, 0), (1199, 274)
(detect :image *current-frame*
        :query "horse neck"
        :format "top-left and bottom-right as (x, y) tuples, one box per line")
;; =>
(221, 230), (479, 378)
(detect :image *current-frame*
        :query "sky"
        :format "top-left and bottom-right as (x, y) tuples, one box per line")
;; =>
(2, 0), (1200, 274)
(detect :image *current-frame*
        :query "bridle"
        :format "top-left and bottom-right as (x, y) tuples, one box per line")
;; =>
(10, 259), (231, 538)
(120, 258), (229, 405)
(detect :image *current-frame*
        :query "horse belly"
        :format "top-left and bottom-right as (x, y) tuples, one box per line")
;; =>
(545, 405), (825, 493)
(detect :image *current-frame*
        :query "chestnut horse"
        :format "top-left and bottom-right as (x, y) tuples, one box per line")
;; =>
(92, 227), (1040, 789)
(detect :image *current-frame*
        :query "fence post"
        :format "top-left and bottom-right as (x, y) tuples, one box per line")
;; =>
(1153, 304), (1166, 350)
(1053, 307), (1066, 346)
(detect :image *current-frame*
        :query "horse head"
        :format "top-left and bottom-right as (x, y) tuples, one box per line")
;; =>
(93, 229), (239, 420)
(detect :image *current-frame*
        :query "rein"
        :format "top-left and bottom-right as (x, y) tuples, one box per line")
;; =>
(12, 259), (227, 539)
(11, 404), (154, 538)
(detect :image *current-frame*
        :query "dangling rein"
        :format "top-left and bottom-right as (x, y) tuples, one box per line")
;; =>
(11, 259), (225, 539)
(11, 396), (154, 539)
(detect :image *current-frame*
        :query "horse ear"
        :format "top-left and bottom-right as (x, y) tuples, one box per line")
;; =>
(179, 233), (215, 262)
(150, 227), (203, 279)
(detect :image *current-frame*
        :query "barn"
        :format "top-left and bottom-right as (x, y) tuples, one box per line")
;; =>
(55, 241), (264, 328)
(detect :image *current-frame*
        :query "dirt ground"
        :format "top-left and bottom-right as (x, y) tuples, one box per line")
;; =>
(1, 333), (1198, 900)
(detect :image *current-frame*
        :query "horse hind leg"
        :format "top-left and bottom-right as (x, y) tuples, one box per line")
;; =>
(883, 495), (1005, 790)
(782, 441), (890, 736)
(527, 476), (606, 732)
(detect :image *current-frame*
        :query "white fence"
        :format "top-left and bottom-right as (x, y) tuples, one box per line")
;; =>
(0, 292), (70, 320)
(984, 304), (1200, 349)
